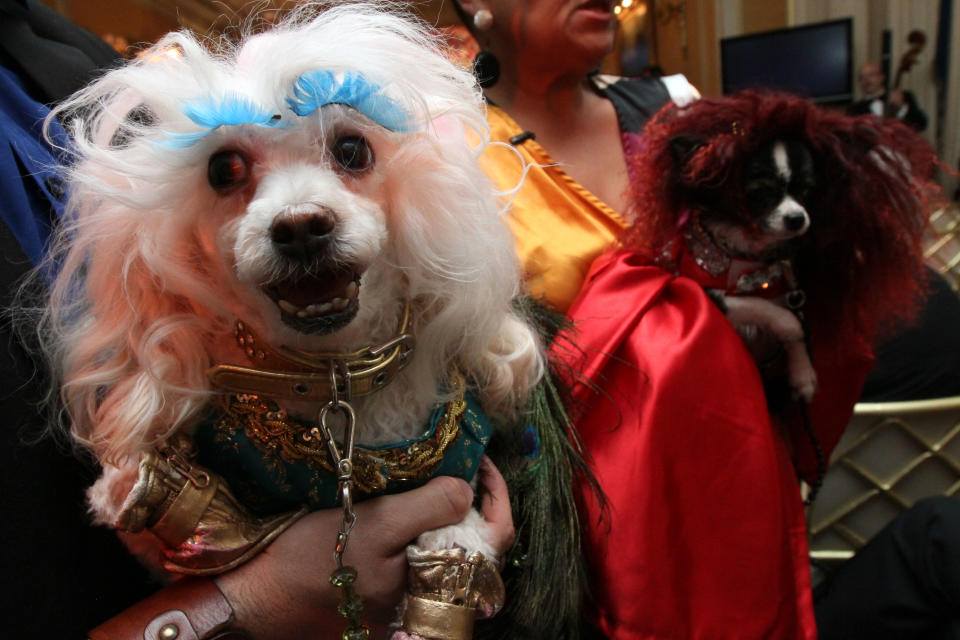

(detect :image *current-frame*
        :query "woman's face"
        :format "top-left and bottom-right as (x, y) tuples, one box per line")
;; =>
(482, 0), (618, 74)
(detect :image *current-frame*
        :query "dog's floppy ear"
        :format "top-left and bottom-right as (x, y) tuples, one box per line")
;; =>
(426, 114), (464, 143)
(106, 104), (157, 148)
(668, 133), (705, 167)
(380, 115), (543, 417)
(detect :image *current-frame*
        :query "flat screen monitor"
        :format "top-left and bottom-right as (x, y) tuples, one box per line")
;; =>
(720, 18), (853, 104)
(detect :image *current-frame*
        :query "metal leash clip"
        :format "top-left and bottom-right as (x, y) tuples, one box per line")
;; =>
(316, 360), (370, 639)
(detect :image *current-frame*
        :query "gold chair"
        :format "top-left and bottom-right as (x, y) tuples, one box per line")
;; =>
(924, 203), (960, 291)
(807, 396), (960, 564)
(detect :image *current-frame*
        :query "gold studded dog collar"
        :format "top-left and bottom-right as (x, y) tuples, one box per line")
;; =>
(207, 300), (415, 402)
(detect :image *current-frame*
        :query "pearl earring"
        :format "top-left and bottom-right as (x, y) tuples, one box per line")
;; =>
(473, 9), (494, 31)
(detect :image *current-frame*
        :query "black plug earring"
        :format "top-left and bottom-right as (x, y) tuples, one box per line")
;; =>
(473, 50), (500, 89)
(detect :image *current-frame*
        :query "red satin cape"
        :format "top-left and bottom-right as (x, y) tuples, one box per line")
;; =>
(554, 250), (818, 639)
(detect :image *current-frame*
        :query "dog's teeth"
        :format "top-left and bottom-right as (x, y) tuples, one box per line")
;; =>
(278, 299), (300, 314)
(277, 294), (351, 318)
(345, 281), (358, 299)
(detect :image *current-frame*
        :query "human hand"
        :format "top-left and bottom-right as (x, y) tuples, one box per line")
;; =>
(412, 455), (515, 562)
(889, 89), (906, 108)
(477, 455), (515, 558)
(214, 476), (475, 640)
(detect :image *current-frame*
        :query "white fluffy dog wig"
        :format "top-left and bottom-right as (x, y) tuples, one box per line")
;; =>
(39, 2), (542, 485)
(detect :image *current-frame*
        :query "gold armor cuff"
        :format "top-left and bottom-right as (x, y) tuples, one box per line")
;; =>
(398, 546), (505, 640)
(400, 596), (475, 640)
(117, 436), (307, 575)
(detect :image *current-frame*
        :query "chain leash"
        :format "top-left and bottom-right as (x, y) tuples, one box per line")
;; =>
(310, 360), (370, 639)
(780, 260), (826, 506)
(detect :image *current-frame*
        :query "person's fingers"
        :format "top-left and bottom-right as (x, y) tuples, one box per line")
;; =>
(478, 456), (515, 553)
(358, 475), (474, 549)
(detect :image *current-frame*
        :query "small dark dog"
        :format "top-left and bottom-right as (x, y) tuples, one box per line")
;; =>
(666, 135), (819, 400)
(628, 91), (939, 409)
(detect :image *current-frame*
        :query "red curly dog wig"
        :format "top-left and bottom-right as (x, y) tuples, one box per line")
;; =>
(626, 90), (941, 344)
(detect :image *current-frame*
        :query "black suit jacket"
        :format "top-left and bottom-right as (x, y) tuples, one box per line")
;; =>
(848, 89), (928, 132)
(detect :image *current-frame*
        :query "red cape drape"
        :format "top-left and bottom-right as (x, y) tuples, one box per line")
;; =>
(554, 250), (818, 639)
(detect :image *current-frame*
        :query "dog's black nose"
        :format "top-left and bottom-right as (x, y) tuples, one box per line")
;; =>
(784, 210), (808, 232)
(270, 209), (336, 260)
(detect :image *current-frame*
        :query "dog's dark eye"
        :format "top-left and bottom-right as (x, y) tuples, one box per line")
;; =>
(790, 179), (814, 203)
(208, 150), (250, 191)
(744, 178), (786, 216)
(331, 135), (373, 172)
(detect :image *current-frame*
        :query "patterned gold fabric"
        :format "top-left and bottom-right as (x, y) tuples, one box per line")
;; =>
(192, 384), (493, 515)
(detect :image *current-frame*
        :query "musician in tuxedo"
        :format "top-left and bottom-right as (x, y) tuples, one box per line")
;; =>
(849, 61), (927, 132)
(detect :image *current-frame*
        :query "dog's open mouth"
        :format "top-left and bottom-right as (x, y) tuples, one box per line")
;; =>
(265, 267), (360, 334)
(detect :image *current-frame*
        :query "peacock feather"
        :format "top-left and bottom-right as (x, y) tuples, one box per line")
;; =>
(477, 298), (604, 639)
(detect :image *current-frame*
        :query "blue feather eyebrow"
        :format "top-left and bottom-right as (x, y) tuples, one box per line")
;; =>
(162, 93), (284, 147)
(286, 70), (412, 132)
(183, 93), (279, 129)
(162, 71), (411, 148)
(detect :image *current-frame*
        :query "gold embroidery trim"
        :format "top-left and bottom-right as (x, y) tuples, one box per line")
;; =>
(212, 372), (467, 494)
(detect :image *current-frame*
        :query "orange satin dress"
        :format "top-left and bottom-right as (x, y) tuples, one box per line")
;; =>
(480, 103), (630, 313)
(479, 74), (694, 313)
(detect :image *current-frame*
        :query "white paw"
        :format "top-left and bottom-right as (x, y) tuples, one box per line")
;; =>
(87, 459), (141, 526)
(415, 508), (497, 559)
